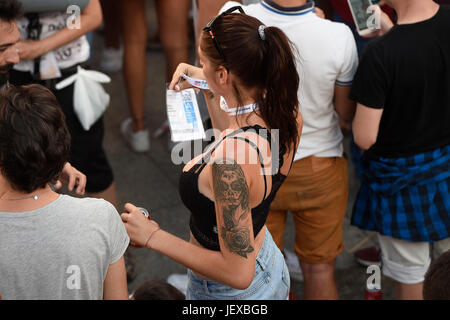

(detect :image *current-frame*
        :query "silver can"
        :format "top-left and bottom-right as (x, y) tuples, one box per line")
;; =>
(137, 207), (149, 218)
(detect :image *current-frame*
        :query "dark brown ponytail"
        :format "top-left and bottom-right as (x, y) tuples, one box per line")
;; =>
(200, 13), (300, 152)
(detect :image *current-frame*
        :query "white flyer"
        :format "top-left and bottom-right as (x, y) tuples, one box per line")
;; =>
(166, 88), (206, 142)
(39, 51), (62, 80)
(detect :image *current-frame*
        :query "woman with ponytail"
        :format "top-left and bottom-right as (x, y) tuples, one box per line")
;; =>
(222, 0), (358, 300)
(120, 7), (302, 300)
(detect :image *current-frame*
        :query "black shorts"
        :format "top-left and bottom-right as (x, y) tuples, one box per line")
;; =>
(9, 67), (114, 193)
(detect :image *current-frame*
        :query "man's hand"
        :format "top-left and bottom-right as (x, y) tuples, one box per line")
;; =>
(314, 7), (326, 19)
(15, 39), (44, 61)
(54, 162), (87, 195)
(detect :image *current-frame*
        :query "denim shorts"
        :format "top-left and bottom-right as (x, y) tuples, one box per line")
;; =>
(186, 228), (290, 300)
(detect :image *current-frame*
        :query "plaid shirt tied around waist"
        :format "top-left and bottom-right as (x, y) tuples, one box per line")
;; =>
(352, 144), (450, 242)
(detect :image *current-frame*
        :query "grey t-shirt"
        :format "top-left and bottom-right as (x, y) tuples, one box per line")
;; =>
(0, 195), (130, 300)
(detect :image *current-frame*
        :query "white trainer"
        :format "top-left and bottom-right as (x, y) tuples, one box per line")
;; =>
(121, 118), (150, 153)
(99, 46), (123, 74)
(283, 249), (304, 282)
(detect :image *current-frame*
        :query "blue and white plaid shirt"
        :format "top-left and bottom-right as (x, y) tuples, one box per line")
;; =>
(352, 144), (450, 242)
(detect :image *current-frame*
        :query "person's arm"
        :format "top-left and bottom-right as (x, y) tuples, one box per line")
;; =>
(352, 103), (383, 150)
(334, 84), (356, 132)
(53, 162), (87, 196)
(348, 37), (388, 150)
(334, 26), (358, 131)
(103, 256), (129, 300)
(122, 208), (254, 289)
(314, 7), (326, 19)
(121, 147), (261, 289)
(207, 153), (259, 288)
(16, 0), (102, 60)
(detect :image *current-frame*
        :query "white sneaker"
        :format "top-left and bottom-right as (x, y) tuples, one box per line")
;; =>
(121, 118), (150, 153)
(283, 249), (304, 282)
(99, 46), (123, 73)
(167, 273), (188, 296)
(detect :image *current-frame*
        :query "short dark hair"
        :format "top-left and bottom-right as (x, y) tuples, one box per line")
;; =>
(0, 84), (71, 193)
(0, 0), (23, 23)
(423, 250), (450, 300)
(133, 280), (185, 300)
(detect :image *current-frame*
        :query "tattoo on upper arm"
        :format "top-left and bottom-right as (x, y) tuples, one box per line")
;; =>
(212, 160), (254, 259)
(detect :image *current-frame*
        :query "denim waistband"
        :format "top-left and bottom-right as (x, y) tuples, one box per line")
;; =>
(188, 227), (275, 293)
(254, 227), (274, 271)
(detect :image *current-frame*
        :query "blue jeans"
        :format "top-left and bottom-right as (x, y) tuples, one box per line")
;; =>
(186, 228), (290, 300)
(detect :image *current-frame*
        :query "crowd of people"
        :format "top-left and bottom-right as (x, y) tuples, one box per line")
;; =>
(0, 0), (449, 301)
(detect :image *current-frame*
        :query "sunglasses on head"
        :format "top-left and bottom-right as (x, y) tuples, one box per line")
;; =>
(203, 6), (245, 63)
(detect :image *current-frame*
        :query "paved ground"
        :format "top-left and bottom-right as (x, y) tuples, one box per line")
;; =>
(88, 1), (395, 300)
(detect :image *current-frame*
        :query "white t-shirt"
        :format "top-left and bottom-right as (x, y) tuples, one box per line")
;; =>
(221, 1), (359, 160)
(14, 12), (90, 74)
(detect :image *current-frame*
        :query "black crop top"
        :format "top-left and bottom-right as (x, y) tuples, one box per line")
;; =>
(179, 125), (290, 251)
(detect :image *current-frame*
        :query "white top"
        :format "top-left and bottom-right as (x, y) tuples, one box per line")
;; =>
(14, 12), (90, 74)
(221, 1), (359, 160)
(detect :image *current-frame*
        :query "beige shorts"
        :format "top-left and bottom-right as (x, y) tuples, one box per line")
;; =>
(266, 156), (348, 264)
(378, 234), (450, 284)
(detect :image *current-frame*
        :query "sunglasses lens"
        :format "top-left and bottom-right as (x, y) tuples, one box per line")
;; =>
(203, 6), (245, 61)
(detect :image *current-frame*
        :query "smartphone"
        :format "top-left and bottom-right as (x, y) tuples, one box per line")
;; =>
(347, 0), (376, 36)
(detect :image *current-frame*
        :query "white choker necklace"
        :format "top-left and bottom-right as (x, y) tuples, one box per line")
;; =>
(220, 96), (259, 116)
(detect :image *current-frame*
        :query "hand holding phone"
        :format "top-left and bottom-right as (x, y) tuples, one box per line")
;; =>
(347, 0), (378, 36)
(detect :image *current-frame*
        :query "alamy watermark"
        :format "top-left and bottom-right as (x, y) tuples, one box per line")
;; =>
(66, 5), (81, 30)
(66, 265), (81, 290)
(366, 5), (382, 31)
(366, 265), (381, 290)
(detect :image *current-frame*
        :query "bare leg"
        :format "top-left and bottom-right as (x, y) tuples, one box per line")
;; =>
(196, 0), (230, 47)
(396, 282), (423, 300)
(100, 0), (121, 49)
(300, 260), (339, 300)
(156, 0), (191, 81)
(120, 0), (147, 132)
